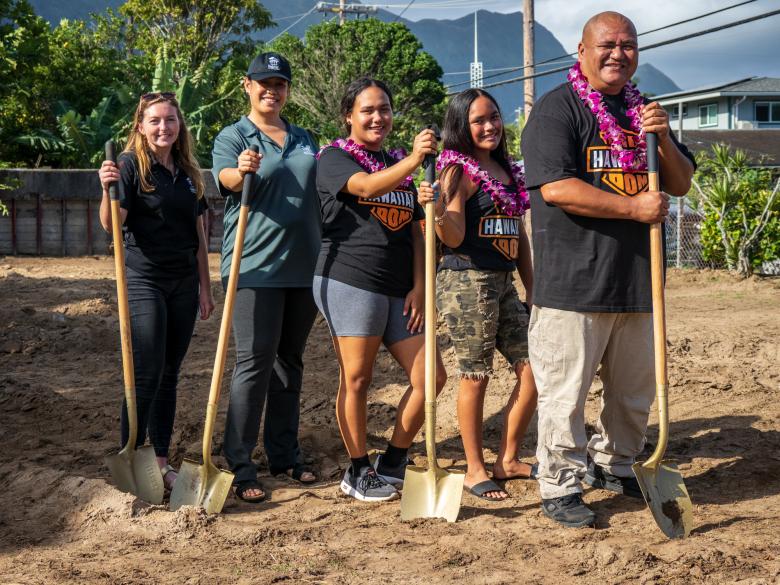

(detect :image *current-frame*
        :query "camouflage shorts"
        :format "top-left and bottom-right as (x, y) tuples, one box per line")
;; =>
(436, 268), (529, 379)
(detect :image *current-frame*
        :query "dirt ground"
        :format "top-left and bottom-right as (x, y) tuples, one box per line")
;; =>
(0, 256), (778, 585)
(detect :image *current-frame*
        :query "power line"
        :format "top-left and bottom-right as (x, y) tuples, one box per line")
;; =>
(453, 7), (780, 95)
(392, 0), (416, 23)
(443, 0), (759, 91)
(267, 3), (320, 43)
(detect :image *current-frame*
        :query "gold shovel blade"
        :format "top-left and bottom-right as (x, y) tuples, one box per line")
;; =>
(170, 458), (234, 514)
(632, 459), (693, 539)
(400, 465), (465, 523)
(105, 444), (164, 504)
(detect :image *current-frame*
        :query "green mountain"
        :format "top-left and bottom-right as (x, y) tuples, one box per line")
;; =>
(29, 1), (680, 118)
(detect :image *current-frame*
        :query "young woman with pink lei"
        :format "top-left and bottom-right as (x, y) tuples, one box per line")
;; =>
(314, 78), (442, 502)
(418, 88), (537, 501)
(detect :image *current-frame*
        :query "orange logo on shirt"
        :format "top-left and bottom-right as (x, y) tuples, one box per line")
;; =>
(359, 189), (416, 231)
(586, 127), (649, 197)
(479, 214), (520, 260)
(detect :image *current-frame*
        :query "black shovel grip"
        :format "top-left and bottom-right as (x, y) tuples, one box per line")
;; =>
(104, 140), (119, 201)
(422, 124), (440, 185)
(646, 132), (659, 174)
(241, 145), (261, 207)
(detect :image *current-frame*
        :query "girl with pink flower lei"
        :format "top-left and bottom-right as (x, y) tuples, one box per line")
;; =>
(314, 78), (442, 502)
(418, 88), (537, 501)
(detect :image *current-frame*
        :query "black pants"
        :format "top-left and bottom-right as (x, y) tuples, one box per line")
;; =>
(222, 287), (318, 483)
(120, 267), (199, 457)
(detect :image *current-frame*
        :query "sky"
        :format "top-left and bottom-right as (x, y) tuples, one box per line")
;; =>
(381, 0), (780, 90)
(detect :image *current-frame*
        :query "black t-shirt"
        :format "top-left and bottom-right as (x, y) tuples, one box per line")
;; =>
(441, 180), (521, 272)
(521, 83), (695, 312)
(315, 146), (423, 297)
(118, 152), (208, 279)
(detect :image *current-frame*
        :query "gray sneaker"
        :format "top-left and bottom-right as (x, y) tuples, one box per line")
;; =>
(340, 465), (399, 502)
(541, 493), (596, 528)
(374, 453), (412, 488)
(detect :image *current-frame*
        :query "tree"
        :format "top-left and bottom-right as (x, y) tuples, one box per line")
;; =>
(0, 3), (143, 166)
(119, 0), (273, 74)
(690, 144), (780, 277)
(148, 45), (249, 166)
(270, 19), (445, 147)
(0, 0), (50, 164)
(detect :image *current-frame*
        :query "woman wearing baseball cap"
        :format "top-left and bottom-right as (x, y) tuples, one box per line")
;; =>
(211, 52), (321, 503)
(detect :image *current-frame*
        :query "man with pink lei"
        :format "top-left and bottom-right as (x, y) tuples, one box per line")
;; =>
(521, 12), (695, 528)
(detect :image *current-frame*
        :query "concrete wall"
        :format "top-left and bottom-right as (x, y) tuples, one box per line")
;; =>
(0, 169), (225, 256)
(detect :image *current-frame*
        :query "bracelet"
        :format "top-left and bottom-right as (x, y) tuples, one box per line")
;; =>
(434, 211), (446, 226)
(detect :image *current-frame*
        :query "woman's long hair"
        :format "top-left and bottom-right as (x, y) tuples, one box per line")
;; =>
(441, 88), (512, 199)
(123, 93), (205, 199)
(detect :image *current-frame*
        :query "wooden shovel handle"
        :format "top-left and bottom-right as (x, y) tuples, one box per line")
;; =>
(105, 140), (138, 450)
(423, 154), (439, 470)
(646, 132), (670, 467)
(201, 145), (260, 465)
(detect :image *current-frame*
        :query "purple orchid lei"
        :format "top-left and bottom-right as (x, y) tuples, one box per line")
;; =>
(316, 138), (413, 189)
(436, 149), (529, 217)
(567, 61), (647, 171)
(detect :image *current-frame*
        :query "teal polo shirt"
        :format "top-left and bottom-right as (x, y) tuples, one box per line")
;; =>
(212, 116), (321, 288)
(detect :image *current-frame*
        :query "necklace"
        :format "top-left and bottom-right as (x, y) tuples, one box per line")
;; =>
(317, 139), (413, 189)
(436, 149), (529, 217)
(567, 61), (647, 171)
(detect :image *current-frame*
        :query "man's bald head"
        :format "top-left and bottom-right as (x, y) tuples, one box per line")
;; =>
(578, 11), (639, 95)
(582, 12), (637, 45)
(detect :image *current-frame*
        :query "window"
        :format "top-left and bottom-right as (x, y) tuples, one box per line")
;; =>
(669, 104), (688, 120)
(755, 101), (780, 123)
(699, 103), (718, 127)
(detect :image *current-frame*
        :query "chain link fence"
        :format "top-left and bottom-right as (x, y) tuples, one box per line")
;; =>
(665, 195), (719, 269)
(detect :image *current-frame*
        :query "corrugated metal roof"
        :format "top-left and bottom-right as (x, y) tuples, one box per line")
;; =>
(681, 129), (780, 166)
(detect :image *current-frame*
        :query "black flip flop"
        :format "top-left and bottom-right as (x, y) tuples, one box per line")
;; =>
(234, 480), (266, 503)
(270, 463), (317, 485)
(466, 479), (509, 501)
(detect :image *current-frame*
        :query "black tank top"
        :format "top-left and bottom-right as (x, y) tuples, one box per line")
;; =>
(440, 181), (522, 272)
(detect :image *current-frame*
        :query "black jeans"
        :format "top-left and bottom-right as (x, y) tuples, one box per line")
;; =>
(222, 287), (318, 484)
(120, 266), (199, 457)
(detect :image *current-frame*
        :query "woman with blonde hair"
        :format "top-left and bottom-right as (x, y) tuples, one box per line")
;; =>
(98, 91), (215, 491)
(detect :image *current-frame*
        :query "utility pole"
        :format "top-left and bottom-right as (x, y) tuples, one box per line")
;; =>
(315, 2), (377, 24)
(523, 0), (535, 119)
(469, 11), (483, 88)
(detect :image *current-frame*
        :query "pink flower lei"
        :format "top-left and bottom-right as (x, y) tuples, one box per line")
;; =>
(317, 138), (413, 189)
(567, 61), (647, 171)
(436, 149), (529, 217)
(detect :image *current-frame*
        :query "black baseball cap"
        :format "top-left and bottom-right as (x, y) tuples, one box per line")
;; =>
(246, 52), (292, 83)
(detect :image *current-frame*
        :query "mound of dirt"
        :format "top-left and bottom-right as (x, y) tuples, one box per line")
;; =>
(1, 257), (779, 584)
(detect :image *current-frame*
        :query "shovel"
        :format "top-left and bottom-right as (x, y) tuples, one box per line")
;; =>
(170, 145), (259, 514)
(400, 139), (465, 523)
(632, 132), (694, 539)
(103, 140), (165, 504)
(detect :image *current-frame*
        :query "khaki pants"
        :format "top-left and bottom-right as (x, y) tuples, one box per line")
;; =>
(528, 306), (655, 499)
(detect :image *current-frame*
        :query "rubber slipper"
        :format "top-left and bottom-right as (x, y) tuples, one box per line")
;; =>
(466, 479), (509, 501)
(270, 463), (317, 485)
(234, 480), (266, 503)
(493, 462), (538, 481)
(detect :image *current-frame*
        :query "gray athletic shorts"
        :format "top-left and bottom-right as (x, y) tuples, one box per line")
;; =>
(312, 275), (421, 347)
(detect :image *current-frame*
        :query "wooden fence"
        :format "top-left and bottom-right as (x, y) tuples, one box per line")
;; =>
(0, 169), (225, 255)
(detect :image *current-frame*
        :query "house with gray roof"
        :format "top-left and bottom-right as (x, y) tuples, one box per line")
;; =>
(655, 77), (780, 166)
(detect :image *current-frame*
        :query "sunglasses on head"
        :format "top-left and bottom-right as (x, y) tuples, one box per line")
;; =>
(140, 91), (176, 101)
